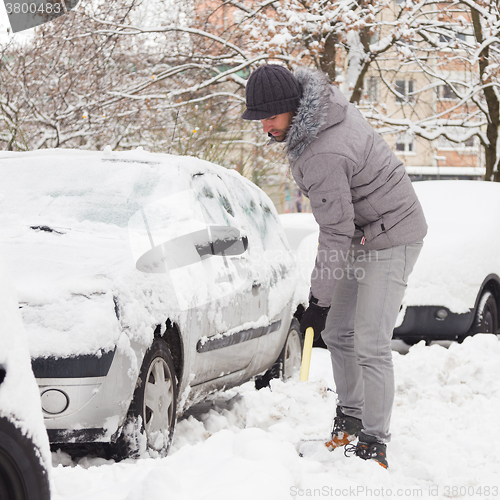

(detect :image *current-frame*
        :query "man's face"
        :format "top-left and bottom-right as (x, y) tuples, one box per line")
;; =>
(259, 111), (294, 142)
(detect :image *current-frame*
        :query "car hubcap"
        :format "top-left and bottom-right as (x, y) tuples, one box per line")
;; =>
(283, 329), (302, 379)
(143, 357), (174, 450)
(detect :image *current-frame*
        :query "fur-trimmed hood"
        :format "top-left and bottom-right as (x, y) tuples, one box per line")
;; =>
(285, 67), (348, 161)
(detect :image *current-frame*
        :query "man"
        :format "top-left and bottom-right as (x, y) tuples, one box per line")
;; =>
(242, 64), (427, 468)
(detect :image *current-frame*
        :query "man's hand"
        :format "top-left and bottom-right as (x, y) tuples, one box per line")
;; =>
(300, 300), (331, 340)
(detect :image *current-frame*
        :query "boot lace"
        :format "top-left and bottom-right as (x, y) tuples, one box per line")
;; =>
(343, 443), (358, 458)
(344, 442), (375, 460)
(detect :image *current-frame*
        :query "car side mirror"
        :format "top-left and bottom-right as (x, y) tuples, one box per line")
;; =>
(196, 226), (248, 257)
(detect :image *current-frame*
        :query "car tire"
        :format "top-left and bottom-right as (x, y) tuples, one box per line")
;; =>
(113, 339), (177, 459)
(470, 290), (498, 336)
(0, 416), (50, 500)
(255, 319), (303, 389)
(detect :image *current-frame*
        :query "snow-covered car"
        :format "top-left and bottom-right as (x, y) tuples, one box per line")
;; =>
(280, 180), (500, 345)
(0, 149), (302, 458)
(394, 180), (500, 343)
(0, 258), (51, 499)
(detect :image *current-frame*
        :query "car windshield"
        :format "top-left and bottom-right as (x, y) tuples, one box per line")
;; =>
(0, 156), (195, 227)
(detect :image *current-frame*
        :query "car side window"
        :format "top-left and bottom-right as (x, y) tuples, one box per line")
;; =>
(193, 177), (234, 225)
(226, 177), (286, 253)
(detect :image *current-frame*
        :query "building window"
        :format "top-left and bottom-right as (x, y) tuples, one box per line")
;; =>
(365, 76), (378, 103)
(395, 80), (414, 103)
(437, 130), (475, 149)
(395, 133), (414, 153)
(439, 32), (466, 43)
(464, 136), (474, 147)
(441, 84), (457, 100)
(396, 38), (414, 48)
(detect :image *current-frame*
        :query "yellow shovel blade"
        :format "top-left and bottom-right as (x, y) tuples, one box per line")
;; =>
(299, 327), (314, 381)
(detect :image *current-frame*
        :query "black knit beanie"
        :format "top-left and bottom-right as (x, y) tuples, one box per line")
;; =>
(242, 65), (301, 120)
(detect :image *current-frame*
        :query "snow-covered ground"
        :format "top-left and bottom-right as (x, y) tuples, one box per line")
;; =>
(50, 334), (500, 499)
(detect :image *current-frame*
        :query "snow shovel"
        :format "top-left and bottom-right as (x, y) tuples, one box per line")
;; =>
(299, 327), (314, 381)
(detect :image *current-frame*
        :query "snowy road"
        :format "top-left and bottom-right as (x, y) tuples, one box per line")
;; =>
(50, 336), (500, 500)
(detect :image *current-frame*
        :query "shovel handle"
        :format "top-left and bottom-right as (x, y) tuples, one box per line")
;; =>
(299, 327), (314, 381)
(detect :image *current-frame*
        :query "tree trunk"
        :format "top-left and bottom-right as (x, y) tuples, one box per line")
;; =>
(350, 26), (372, 104)
(471, 8), (500, 182)
(319, 31), (337, 82)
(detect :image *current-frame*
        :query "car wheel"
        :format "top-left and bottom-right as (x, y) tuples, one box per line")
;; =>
(114, 339), (177, 459)
(0, 416), (50, 500)
(471, 290), (498, 335)
(255, 319), (303, 389)
(282, 323), (303, 380)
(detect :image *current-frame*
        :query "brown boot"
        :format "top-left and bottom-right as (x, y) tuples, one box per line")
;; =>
(325, 407), (362, 451)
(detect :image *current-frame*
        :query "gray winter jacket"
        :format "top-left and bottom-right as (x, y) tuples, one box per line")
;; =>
(285, 68), (428, 307)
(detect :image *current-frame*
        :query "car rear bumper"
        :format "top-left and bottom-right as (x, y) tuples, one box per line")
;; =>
(393, 306), (474, 342)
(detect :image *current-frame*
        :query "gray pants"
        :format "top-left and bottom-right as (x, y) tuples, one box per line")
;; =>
(321, 239), (423, 443)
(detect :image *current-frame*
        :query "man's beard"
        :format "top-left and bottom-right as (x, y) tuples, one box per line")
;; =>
(267, 128), (289, 142)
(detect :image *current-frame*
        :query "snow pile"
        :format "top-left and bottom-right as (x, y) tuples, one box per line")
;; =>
(0, 257), (51, 470)
(49, 335), (500, 499)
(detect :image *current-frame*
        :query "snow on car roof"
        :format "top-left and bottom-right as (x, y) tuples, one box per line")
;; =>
(407, 180), (500, 312)
(0, 147), (262, 226)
